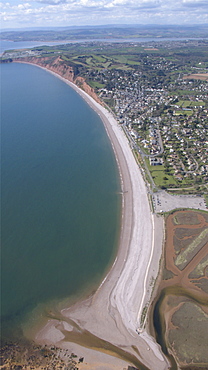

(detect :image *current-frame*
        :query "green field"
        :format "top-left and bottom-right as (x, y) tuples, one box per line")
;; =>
(174, 109), (193, 116)
(68, 53), (135, 70)
(88, 80), (105, 89)
(177, 100), (205, 107)
(145, 159), (177, 187)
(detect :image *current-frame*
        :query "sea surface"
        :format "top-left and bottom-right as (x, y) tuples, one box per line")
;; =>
(1, 62), (121, 340)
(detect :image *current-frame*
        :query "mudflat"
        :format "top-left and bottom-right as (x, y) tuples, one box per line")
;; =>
(155, 210), (208, 368)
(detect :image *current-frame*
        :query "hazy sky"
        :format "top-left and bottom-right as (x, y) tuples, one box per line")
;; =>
(1, 0), (208, 29)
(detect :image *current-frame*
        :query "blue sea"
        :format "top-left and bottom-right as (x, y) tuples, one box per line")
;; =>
(1, 62), (121, 339)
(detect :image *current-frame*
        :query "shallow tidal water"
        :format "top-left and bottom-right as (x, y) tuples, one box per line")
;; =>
(1, 62), (121, 339)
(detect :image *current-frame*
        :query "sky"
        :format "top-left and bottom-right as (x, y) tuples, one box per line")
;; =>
(0, 0), (208, 30)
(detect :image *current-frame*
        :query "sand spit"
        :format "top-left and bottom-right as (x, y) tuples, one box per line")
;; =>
(19, 63), (169, 369)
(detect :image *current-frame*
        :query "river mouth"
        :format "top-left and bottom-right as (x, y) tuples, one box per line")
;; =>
(2, 305), (149, 370)
(39, 310), (150, 370)
(152, 210), (208, 369)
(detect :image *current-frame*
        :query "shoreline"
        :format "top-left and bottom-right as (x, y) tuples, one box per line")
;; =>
(16, 61), (169, 369)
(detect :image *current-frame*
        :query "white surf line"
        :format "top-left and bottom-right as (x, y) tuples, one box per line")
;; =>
(136, 213), (155, 331)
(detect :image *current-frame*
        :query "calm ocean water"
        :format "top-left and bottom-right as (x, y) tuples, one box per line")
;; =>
(1, 62), (121, 339)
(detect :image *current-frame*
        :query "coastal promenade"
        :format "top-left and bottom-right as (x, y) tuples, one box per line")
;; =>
(28, 67), (169, 369)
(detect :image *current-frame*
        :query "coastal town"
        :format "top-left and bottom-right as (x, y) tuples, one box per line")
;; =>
(80, 41), (208, 197)
(3, 39), (207, 200)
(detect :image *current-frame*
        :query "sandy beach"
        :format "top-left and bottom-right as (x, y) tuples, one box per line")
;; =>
(21, 64), (170, 369)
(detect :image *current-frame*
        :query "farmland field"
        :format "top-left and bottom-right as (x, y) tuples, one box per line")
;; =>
(183, 73), (208, 81)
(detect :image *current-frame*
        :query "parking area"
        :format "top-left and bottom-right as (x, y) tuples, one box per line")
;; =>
(152, 191), (207, 213)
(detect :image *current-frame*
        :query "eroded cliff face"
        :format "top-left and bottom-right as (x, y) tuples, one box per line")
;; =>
(75, 76), (102, 105)
(14, 56), (103, 105)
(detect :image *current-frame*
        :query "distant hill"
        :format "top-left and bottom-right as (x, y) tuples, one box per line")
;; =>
(1, 24), (208, 42)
